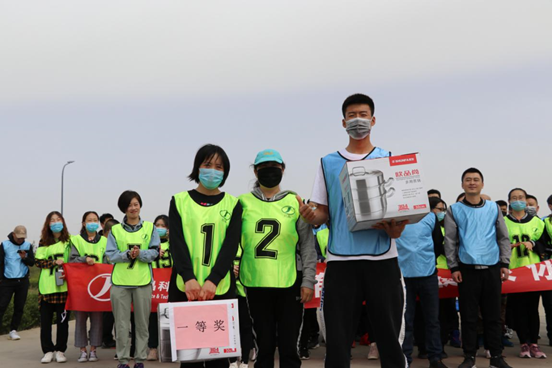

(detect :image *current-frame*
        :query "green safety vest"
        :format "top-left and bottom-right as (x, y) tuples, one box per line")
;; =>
(174, 191), (238, 295)
(316, 228), (329, 258)
(239, 192), (300, 288)
(36, 240), (70, 295)
(71, 235), (107, 262)
(545, 217), (552, 242)
(111, 222), (155, 287)
(235, 246), (246, 297)
(152, 241), (172, 269)
(436, 226), (448, 269)
(505, 216), (544, 269)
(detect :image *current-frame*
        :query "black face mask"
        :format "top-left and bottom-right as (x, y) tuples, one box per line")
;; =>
(257, 167), (283, 188)
(502, 211), (507, 217)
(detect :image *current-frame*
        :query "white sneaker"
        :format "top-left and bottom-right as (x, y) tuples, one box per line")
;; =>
(368, 342), (379, 360)
(229, 363), (239, 368)
(41, 352), (54, 364)
(8, 330), (21, 340)
(88, 350), (98, 362)
(239, 363), (249, 368)
(55, 351), (67, 363)
(78, 351), (88, 363)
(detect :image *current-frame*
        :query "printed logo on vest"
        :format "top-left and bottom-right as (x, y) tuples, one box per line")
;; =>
(88, 273), (112, 302)
(281, 206), (296, 217)
(220, 210), (231, 222)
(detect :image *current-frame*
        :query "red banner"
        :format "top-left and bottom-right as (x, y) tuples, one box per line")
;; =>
(305, 260), (552, 309)
(64, 263), (171, 312)
(305, 263), (326, 309)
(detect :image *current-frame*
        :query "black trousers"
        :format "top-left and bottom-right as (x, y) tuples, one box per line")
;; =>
(458, 265), (503, 357)
(510, 291), (541, 344)
(0, 277), (29, 331)
(40, 299), (70, 353)
(247, 277), (303, 368)
(323, 258), (406, 368)
(299, 307), (318, 348)
(102, 312), (116, 345)
(148, 312), (159, 349)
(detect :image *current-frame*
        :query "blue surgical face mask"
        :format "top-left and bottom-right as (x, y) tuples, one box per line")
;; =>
(436, 212), (446, 222)
(199, 168), (224, 190)
(50, 222), (64, 233)
(157, 228), (167, 237)
(526, 206), (537, 216)
(510, 200), (527, 212)
(85, 222), (99, 233)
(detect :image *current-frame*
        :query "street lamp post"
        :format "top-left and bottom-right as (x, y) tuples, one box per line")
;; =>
(61, 161), (75, 215)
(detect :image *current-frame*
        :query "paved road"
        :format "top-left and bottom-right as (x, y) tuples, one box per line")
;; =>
(1, 315), (551, 368)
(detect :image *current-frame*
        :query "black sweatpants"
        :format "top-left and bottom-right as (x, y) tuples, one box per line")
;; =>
(247, 277), (303, 368)
(509, 291), (541, 344)
(457, 265), (503, 357)
(323, 258), (406, 368)
(0, 277), (29, 331)
(229, 295), (254, 364)
(40, 299), (70, 353)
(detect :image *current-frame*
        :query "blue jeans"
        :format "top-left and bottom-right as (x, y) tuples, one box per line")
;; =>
(403, 273), (442, 365)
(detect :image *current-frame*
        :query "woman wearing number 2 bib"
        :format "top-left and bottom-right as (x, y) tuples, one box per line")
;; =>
(168, 144), (242, 368)
(239, 149), (316, 368)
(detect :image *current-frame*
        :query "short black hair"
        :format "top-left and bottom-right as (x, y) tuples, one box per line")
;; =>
(188, 144), (230, 187)
(429, 197), (446, 210)
(154, 214), (169, 229)
(342, 94), (375, 118)
(507, 188), (527, 201)
(103, 219), (119, 234)
(427, 189), (441, 198)
(526, 194), (538, 204)
(117, 190), (143, 213)
(461, 167), (484, 182)
(496, 200), (508, 207)
(100, 213), (114, 225)
(548, 195), (552, 206)
(456, 193), (465, 203)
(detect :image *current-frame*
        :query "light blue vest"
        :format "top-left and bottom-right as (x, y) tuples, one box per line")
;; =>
(322, 148), (392, 256)
(2, 240), (32, 279)
(452, 200), (500, 266)
(396, 212), (437, 278)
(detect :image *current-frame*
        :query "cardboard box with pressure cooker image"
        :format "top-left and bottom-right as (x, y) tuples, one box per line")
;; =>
(339, 152), (430, 232)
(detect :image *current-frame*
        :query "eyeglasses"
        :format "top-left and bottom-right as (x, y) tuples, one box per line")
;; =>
(435, 207), (447, 212)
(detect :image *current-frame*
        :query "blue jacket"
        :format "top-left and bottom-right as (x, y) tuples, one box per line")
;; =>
(1, 232), (34, 279)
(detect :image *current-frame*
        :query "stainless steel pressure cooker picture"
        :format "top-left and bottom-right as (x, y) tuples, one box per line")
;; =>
(349, 167), (395, 221)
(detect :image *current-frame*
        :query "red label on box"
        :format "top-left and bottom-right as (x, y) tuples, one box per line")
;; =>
(414, 204), (427, 210)
(398, 204), (410, 211)
(390, 154), (417, 166)
(210, 348), (220, 354)
(224, 348), (237, 353)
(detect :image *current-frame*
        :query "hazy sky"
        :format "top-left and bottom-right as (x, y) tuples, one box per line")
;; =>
(1, 0), (551, 243)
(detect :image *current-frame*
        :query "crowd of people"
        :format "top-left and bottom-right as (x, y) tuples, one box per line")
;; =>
(1, 93), (551, 368)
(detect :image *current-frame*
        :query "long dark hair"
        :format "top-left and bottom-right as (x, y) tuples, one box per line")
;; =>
(40, 211), (70, 246)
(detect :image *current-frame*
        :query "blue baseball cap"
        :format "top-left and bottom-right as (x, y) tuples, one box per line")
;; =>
(254, 149), (284, 165)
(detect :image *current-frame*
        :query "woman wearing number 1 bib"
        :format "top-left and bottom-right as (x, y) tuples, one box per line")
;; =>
(168, 144), (242, 368)
(239, 149), (317, 368)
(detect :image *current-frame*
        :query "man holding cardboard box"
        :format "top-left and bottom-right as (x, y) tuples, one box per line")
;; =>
(300, 93), (408, 368)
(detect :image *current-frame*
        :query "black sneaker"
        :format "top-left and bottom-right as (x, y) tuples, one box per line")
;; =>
(490, 356), (512, 368)
(299, 347), (310, 360)
(430, 360), (448, 368)
(458, 356), (475, 368)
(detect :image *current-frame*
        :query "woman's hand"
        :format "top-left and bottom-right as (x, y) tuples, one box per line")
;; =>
(199, 280), (217, 301)
(233, 264), (239, 277)
(184, 279), (202, 301)
(522, 241), (534, 251)
(55, 259), (64, 266)
(86, 257), (95, 266)
(300, 287), (314, 303)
